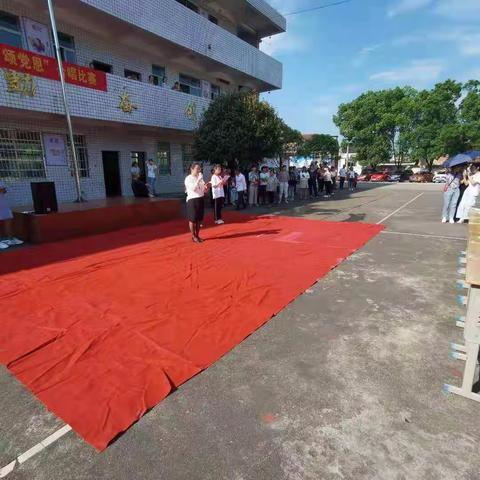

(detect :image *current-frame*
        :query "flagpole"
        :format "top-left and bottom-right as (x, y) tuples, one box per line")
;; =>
(46, 0), (84, 202)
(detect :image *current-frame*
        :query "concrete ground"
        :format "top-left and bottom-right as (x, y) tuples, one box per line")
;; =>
(2, 182), (479, 480)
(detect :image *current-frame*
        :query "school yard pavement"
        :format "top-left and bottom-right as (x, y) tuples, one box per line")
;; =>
(2, 182), (479, 480)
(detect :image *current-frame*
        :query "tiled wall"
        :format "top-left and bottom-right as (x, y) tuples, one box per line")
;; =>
(1, 1), (239, 93)
(0, 119), (191, 207)
(79, 0), (283, 89)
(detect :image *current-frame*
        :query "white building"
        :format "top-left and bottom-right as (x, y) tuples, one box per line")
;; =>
(0, 0), (285, 206)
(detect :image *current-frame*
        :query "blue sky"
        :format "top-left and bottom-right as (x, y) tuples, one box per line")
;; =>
(260, 0), (480, 135)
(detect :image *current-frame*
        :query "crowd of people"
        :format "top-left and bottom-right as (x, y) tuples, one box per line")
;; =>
(442, 164), (480, 224)
(183, 161), (358, 243)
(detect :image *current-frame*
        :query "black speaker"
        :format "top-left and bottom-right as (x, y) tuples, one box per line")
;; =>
(31, 182), (58, 214)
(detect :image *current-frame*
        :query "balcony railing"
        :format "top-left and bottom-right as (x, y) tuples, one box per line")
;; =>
(79, 0), (283, 90)
(0, 69), (211, 131)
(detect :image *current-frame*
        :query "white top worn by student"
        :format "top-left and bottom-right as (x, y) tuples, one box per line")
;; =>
(235, 172), (247, 192)
(211, 174), (226, 200)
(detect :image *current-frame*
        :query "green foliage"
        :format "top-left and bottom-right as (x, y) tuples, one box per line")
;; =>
(302, 134), (339, 161)
(194, 92), (295, 170)
(334, 80), (480, 170)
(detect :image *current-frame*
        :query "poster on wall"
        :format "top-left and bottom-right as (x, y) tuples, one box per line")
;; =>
(22, 18), (52, 57)
(43, 134), (68, 166)
(201, 80), (211, 99)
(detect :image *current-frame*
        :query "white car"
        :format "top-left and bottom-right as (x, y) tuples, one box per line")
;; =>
(433, 171), (448, 183)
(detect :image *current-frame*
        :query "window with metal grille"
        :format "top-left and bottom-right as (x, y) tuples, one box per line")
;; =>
(0, 11), (22, 48)
(67, 135), (89, 178)
(0, 129), (46, 179)
(179, 74), (201, 97)
(58, 32), (77, 64)
(182, 144), (194, 173)
(157, 142), (171, 175)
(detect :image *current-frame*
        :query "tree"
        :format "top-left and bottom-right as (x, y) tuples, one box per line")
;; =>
(277, 122), (304, 166)
(333, 87), (416, 168)
(410, 80), (462, 170)
(303, 134), (339, 162)
(194, 92), (285, 170)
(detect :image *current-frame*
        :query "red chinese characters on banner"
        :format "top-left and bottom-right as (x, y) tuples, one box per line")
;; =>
(0, 43), (107, 92)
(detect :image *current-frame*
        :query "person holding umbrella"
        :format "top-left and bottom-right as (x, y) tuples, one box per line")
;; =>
(441, 167), (462, 223)
(457, 164), (480, 223)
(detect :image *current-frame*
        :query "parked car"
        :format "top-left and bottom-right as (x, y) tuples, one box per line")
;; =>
(433, 170), (448, 183)
(409, 171), (434, 183)
(390, 170), (413, 182)
(370, 171), (390, 182)
(357, 173), (371, 182)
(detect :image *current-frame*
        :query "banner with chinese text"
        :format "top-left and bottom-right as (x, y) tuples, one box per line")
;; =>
(0, 43), (107, 92)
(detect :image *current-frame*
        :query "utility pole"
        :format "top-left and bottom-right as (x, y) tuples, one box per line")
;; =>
(46, 0), (84, 202)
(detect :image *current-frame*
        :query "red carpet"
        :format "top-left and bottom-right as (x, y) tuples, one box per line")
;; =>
(0, 213), (382, 450)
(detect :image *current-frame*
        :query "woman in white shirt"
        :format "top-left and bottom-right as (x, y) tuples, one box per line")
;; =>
(211, 164), (228, 225)
(298, 167), (310, 200)
(0, 181), (23, 249)
(457, 165), (480, 223)
(185, 163), (209, 243)
(323, 168), (333, 198)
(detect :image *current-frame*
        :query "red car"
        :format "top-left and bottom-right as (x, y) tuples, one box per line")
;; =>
(370, 171), (390, 182)
(357, 173), (371, 182)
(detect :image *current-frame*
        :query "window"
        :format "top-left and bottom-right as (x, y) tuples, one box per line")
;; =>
(58, 32), (77, 64)
(125, 69), (141, 81)
(67, 135), (89, 178)
(0, 11), (22, 48)
(175, 0), (198, 13)
(157, 142), (171, 175)
(211, 84), (220, 100)
(0, 129), (45, 179)
(179, 74), (201, 97)
(91, 60), (112, 74)
(208, 15), (218, 25)
(182, 144), (194, 173)
(150, 65), (166, 86)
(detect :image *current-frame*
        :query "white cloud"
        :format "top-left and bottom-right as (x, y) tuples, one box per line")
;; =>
(434, 0), (480, 20)
(387, 0), (433, 18)
(352, 44), (382, 67)
(370, 59), (444, 85)
(260, 31), (307, 55)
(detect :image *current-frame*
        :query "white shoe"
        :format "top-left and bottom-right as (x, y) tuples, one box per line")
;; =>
(9, 237), (23, 245)
(217, 219), (225, 225)
(0, 242), (9, 249)
(458, 219), (465, 224)
(441, 217), (447, 223)
(449, 219), (455, 224)
(285, 200), (288, 204)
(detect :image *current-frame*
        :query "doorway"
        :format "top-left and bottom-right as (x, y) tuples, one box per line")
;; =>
(131, 151), (146, 183)
(102, 151), (122, 197)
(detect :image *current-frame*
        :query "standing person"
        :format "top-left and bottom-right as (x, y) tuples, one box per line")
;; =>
(185, 163), (208, 243)
(339, 166), (346, 189)
(330, 166), (337, 191)
(146, 159), (157, 196)
(308, 162), (318, 198)
(441, 168), (461, 223)
(266, 169), (278, 205)
(223, 168), (232, 205)
(131, 161), (140, 180)
(0, 181), (23, 249)
(278, 166), (289, 204)
(288, 166), (298, 201)
(323, 167), (333, 198)
(457, 165), (480, 223)
(298, 167), (310, 200)
(259, 166), (270, 205)
(235, 168), (247, 209)
(317, 165), (325, 194)
(211, 164), (227, 225)
(248, 165), (259, 207)
(348, 166), (355, 191)
(229, 173), (238, 207)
